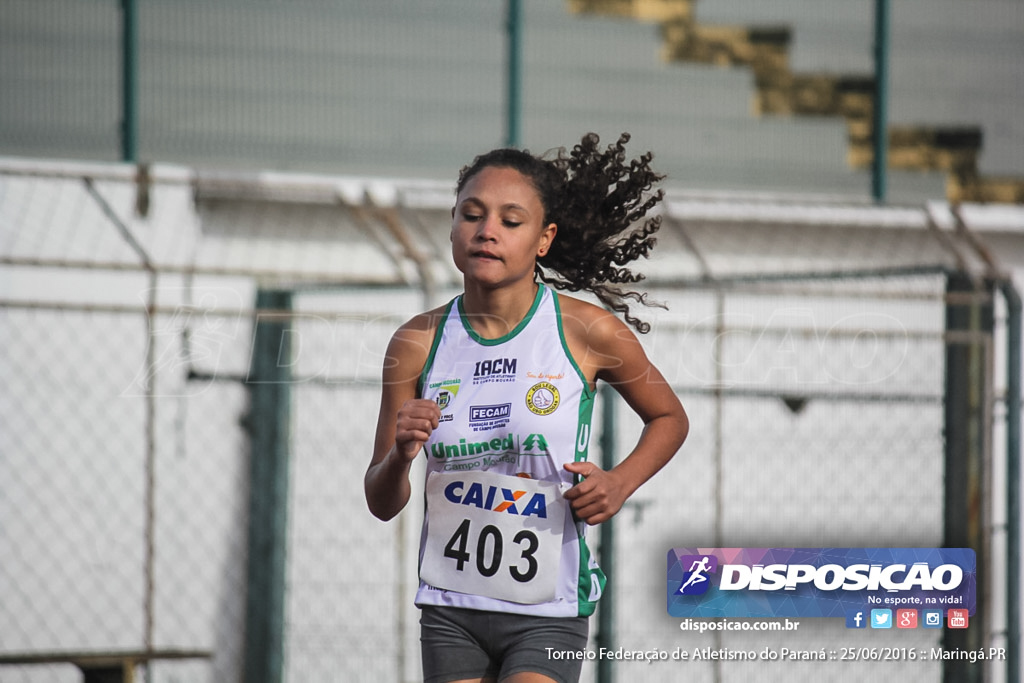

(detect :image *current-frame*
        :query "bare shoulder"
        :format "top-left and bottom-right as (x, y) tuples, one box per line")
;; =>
(384, 303), (449, 383)
(556, 293), (626, 340)
(555, 293), (644, 383)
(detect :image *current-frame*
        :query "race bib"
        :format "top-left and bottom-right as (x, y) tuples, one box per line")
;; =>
(420, 470), (566, 604)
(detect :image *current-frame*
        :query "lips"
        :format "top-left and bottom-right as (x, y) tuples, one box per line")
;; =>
(471, 250), (501, 261)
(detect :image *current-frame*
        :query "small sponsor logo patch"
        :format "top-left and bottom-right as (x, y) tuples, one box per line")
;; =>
(526, 382), (559, 415)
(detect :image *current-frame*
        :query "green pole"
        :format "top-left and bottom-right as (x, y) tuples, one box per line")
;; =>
(505, 0), (522, 147)
(243, 290), (294, 683)
(596, 384), (616, 683)
(871, 0), (889, 203)
(121, 0), (138, 162)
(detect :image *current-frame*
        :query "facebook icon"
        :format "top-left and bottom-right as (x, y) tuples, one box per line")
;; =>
(846, 610), (867, 629)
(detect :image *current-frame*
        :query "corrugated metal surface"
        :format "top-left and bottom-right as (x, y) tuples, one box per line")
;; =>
(0, 0), (1020, 203)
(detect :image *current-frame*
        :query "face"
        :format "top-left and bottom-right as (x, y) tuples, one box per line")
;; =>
(451, 165), (557, 289)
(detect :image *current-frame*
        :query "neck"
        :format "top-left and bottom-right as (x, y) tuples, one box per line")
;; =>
(461, 279), (540, 339)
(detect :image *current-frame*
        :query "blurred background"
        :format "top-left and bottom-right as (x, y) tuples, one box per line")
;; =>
(1, 1), (1023, 682)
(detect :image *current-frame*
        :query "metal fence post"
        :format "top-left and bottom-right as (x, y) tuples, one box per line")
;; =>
(120, 0), (137, 162)
(871, 0), (889, 203)
(943, 272), (993, 683)
(596, 383), (616, 683)
(505, 0), (522, 148)
(243, 290), (294, 683)
(1000, 280), (1022, 683)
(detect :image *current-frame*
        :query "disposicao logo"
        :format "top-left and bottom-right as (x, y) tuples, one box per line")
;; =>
(667, 548), (976, 619)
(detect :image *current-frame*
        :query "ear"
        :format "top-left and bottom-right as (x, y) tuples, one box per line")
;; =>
(537, 222), (557, 257)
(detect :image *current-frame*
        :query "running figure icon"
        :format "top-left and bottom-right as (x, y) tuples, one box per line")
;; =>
(678, 556), (712, 593)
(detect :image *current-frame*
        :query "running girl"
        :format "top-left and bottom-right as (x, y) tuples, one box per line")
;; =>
(366, 132), (688, 683)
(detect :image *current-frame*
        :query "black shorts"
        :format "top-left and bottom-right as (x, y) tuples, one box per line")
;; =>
(420, 605), (590, 683)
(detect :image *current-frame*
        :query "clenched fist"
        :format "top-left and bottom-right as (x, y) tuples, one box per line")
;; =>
(393, 398), (441, 461)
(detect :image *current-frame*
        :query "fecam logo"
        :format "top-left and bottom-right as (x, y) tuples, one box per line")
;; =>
(675, 555), (718, 595)
(470, 403), (512, 423)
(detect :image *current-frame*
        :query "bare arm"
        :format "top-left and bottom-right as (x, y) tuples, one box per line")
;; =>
(562, 303), (688, 524)
(364, 315), (441, 521)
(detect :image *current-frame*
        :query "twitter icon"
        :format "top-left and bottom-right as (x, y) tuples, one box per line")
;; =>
(871, 609), (893, 629)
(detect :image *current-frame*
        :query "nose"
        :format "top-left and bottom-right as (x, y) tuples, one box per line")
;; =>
(475, 214), (500, 241)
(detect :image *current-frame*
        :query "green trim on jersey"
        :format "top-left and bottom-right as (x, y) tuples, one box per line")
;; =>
(417, 299), (456, 397)
(456, 284), (545, 346)
(551, 290), (605, 615)
(576, 532), (606, 617)
(572, 376), (604, 616)
(551, 291), (595, 404)
(573, 389), (594, 467)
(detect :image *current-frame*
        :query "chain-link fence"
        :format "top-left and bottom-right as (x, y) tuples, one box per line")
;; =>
(1, 161), (1020, 682)
(607, 275), (950, 682)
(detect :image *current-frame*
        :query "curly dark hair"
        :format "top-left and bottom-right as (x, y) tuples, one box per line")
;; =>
(456, 132), (665, 333)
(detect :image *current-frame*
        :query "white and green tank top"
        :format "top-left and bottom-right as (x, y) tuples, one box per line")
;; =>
(415, 285), (605, 617)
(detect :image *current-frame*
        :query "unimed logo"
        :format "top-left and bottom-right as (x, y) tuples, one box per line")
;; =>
(429, 433), (549, 459)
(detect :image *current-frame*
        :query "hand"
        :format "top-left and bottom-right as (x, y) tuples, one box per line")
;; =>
(562, 461), (628, 525)
(393, 399), (441, 462)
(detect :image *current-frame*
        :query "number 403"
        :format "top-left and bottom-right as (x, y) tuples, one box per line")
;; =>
(443, 519), (540, 583)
